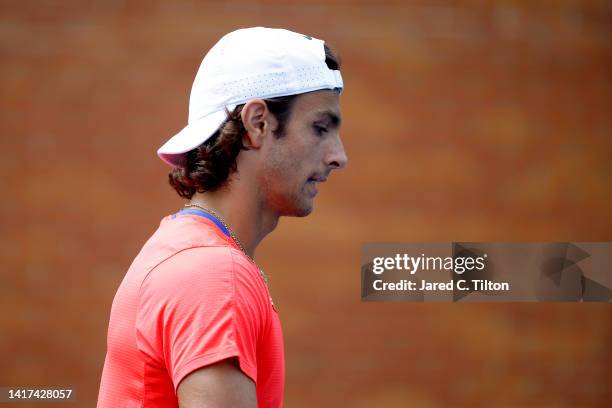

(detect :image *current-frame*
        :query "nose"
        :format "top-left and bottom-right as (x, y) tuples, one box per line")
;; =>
(326, 135), (348, 170)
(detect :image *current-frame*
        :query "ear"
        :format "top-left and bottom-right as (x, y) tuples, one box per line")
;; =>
(241, 99), (276, 149)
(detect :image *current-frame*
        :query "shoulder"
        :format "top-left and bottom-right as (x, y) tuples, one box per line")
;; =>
(140, 246), (269, 308)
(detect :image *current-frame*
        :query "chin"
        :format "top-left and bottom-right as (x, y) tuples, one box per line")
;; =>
(281, 200), (313, 217)
(282, 206), (312, 218)
(271, 191), (315, 217)
(295, 206), (313, 217)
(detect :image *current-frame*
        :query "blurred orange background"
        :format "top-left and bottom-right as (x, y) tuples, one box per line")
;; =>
(1, 1), (611, 407)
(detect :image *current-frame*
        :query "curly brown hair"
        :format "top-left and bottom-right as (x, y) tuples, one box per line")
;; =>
(168, 44), (341, 199)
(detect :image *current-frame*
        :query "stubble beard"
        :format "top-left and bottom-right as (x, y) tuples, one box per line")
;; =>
(260, 151), (313, 217)
(260, 175), (313, 218)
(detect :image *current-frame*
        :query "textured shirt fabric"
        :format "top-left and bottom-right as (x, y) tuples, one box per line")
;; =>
(97, 212), (285, 407)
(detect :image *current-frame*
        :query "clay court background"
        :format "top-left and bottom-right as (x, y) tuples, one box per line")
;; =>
(1, 1), (611, 407)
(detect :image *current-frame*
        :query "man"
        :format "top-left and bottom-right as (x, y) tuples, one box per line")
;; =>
(97, 27), (347, 407)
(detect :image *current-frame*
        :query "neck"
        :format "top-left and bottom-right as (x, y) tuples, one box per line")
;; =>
(187, 185), (279, 258)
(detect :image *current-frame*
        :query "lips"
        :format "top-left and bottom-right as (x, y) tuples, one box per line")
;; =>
(308, 177), (327, 183)
(307, 175), (328, 183)
(306, 175), (327, 195)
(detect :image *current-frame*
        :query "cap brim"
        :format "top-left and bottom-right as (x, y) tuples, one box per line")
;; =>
(157, 109), (229, 166)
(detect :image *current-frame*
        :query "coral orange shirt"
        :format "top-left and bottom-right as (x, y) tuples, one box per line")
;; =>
(97, 210), (284, 407)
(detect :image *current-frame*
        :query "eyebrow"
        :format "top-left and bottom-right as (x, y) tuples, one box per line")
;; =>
(315, 110), (342, 128)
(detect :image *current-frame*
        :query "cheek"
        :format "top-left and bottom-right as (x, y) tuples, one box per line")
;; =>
(259, 146), (297, 200)
(265, 140), (309, 182)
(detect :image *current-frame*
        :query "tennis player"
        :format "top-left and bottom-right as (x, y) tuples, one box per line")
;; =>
(97, 27), (347, 407)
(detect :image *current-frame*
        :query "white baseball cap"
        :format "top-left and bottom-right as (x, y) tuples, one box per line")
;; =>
(157, 27), (344, 166)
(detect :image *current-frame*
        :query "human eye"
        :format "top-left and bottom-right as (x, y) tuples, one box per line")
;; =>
(313, 124), (328, 136)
